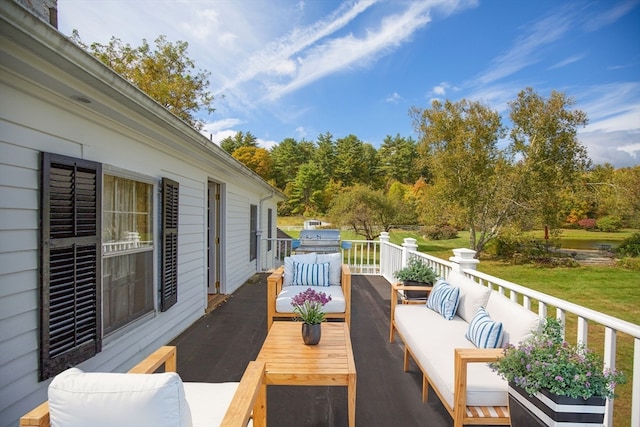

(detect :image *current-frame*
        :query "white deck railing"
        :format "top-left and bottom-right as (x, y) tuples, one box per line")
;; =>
(262, 233), (639, 426)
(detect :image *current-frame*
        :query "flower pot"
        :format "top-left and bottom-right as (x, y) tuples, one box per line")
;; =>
(403, 280), (430, 300)
(508, 382), (606, 426)
(302, 323), (321, 345)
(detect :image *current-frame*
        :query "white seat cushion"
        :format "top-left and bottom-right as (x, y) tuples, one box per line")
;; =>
(275, 285), (346, 314)
(183, 382), (252, 427)
(394, 305), (507, 408)
(48, 368), (192, 427)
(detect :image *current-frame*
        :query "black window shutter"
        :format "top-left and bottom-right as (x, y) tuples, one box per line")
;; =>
(40, 153), (102, 381)
(160, 177), (179, 311)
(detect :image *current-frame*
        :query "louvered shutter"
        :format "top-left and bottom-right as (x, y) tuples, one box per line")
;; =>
(160, 177), (179, 311)
(40, 153), (102, 380)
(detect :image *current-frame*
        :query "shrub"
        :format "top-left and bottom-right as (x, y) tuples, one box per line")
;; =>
(422, 224), (458, 240)
(577, 218), (597, 230)
(617, 233), (640, 258)
(616, 257), (640, 271)
(596, 216), (622, 232)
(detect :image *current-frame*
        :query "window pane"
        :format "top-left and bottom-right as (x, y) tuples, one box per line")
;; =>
(103, 251), (153, 334)
(103, 175), (153, 254)
(102, 175), (154, 334)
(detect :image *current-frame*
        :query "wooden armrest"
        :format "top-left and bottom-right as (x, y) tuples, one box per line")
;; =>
(19, 402), (49, 427)
(220, 361), (266, 427)
(128, 346), (177, 373)
(391, 282), (433, 292)
(455, 347), (504, 364)
(453, 347), (505, 420)
(20, 346), (179, 427)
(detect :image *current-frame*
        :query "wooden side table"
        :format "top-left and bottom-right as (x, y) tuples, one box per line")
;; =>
(255, 322), (357, 427)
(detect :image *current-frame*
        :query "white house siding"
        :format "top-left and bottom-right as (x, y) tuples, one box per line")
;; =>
(0, 3), (284, 425)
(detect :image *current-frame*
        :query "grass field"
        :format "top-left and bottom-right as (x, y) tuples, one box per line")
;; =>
(278, 218), (639, 424)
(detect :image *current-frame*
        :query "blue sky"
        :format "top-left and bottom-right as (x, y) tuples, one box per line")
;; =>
(58, 0), (639, 167)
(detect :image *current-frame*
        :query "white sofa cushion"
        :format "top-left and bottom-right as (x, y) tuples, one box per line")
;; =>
(275, 285), (346, 314)
(183, 382), (252, 427)
(316, 252), (342, 285)
(292, 261), (330, 287)
(283, 253), (317, 286)
(48, 368), (192, 427)
(449, 272), (491, 323)
(394, 306), (507, 408)
(466, 307), (504, 348)
(486, 292), (542, 345)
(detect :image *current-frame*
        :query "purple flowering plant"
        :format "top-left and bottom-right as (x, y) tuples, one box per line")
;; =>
(291, 287), (332, 324)
(489, 317), (625, 399)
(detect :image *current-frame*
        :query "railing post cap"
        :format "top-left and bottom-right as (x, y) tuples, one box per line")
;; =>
(403, 238), (417, 245)
(452, 248), (476, 259)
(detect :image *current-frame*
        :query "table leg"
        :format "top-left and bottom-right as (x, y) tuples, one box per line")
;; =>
(253, 383), (267, 427)
(348, 373), (356, 427)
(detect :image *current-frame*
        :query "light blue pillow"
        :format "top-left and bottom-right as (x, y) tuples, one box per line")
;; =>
(466, 307), (504, 348)
(426, 279), (460, 320)
(292, 262), (330, 287)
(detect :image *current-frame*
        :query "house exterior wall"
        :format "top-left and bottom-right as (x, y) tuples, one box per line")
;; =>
(0, 2), (283, 425)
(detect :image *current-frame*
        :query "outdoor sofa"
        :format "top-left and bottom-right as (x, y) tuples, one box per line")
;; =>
(390, 272), (542, 427)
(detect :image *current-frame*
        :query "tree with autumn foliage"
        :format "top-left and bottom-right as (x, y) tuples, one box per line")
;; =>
(411, 88), (591, 256)
(72, 32), (215, 130)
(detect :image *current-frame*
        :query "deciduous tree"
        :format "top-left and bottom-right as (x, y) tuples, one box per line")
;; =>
(72, 32), (215, 130)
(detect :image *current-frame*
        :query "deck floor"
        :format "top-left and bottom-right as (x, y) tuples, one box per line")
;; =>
(170, 273), (501, 427)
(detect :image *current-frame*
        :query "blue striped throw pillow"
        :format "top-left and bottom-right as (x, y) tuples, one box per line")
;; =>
(466, 307), (504, 348)
(426, 279), (460, 320)
(292, 262), (330, 287)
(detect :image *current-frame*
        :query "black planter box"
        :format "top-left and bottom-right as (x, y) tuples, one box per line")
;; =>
(403, 280), (431, 300)
(508, 382), (605, 426)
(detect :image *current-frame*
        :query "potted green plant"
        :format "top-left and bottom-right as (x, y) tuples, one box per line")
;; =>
(490, 318), (626, 426)
(393, 257), (438, 299)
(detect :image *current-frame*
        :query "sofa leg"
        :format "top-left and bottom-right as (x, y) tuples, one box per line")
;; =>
(422, 376), (428, 402)
(403, 347), (410, 372)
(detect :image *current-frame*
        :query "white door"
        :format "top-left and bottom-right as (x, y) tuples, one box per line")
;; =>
(207, 182), (221, 294)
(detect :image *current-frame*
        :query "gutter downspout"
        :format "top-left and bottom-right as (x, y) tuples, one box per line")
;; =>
(256, 192), (274, 272)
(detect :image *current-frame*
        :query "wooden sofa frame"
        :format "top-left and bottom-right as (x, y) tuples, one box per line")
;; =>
(267, 264), (351, 331)
(390, 282), (510, 427)
(20, 346), (266, 427)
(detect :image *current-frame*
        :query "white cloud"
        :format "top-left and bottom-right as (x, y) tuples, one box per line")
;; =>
(386, 92), (402, 103)
(475, 6), (574, 85)
(548, 53), (585, 70)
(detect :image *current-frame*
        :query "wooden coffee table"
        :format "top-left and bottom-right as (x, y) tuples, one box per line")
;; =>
(254, 322), (357, 427)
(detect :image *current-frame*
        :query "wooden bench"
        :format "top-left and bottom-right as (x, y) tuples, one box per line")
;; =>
(20, 346), (266, 427)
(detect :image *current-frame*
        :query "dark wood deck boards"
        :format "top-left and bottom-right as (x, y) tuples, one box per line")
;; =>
(170, 273), (497, 427)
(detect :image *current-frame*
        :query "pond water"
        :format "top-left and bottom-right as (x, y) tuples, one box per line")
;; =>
(558, 239), (619, 250)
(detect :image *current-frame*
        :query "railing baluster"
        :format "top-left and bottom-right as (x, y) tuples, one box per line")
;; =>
(577, 316), (588, 346)
(603, 327), (617, 427)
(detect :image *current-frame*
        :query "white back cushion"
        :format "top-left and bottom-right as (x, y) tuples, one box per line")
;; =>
(449, 272), (491, 323)
(486, 292), (542, 345)
(316, 252), (342, 285)
(48, 368), (192, 427)
(283, 253), (317, 286)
